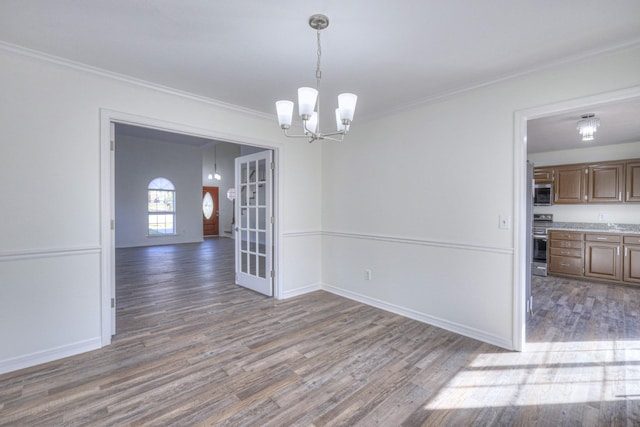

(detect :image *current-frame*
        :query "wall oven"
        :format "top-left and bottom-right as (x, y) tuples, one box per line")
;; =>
(532, 213), (552, 277)
(534, 183), (553, 206)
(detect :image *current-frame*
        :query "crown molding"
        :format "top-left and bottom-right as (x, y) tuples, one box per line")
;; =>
(0, 40), (273, 121)
(3, 37), (639, 125)
(361, 38), (640, 123)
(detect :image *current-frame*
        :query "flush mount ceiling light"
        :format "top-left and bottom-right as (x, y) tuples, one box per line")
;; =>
(275, 14), (357, 143)
(577, 113), (600, 142)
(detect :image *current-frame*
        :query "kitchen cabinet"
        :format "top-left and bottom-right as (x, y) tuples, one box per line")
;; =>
(533, 157), (640, 205)
(587, 162), (624, 203)
(626, 161), (640, 202)
(548, 230), (583, 276)
(554, 166), (586, 204)
(623, 235), (640, 284)
(534, 167), (554, 184)
(584, 234), (622, 281)
(547, 230), (640, 286)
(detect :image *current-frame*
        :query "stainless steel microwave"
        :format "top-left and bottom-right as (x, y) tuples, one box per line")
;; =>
(534, 183), (552, 206)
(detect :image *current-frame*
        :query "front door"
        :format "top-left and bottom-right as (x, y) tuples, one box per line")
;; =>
(202, 186), (219, 236)
(235, 150), (273, 296)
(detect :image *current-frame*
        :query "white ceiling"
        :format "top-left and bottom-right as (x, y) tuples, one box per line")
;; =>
(1, 1), (639, 135)
(527, 98), (640, 153)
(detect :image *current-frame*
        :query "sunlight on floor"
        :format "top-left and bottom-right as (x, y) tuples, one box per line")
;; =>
(424, 340), (640, 409)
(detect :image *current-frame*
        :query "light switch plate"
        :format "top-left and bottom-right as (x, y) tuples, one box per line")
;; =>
(499, 215), (511, 229)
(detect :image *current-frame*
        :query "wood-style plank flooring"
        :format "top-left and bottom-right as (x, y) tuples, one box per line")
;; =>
(1, 238), (640, 426)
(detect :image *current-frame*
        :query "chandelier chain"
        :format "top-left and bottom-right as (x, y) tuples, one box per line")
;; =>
(316, 30), (322, 89)
(315, 30), (322, 127)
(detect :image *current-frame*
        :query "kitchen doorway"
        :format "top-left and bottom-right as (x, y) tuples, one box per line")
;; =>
(514, 86), (640, 351)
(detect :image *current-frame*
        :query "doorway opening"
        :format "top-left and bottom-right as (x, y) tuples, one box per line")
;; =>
(514, 86), (640, 351)
(99, 109), (281, 345)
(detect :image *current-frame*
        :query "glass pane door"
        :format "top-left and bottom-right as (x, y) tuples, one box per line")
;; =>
(235, 150), (273, 296)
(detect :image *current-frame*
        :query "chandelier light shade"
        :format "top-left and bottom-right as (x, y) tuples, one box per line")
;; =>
(306, 112), (319, 134)
(275, 14), (357, 143)
(335, 108), (349, 132)
(577, 113), (600, 142)
(276, 101), (294, 128)
(338, 93), (358, 122)
(297, 87), (318, 119)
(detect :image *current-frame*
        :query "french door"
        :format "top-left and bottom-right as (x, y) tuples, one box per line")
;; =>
(235, 150), (273, 296)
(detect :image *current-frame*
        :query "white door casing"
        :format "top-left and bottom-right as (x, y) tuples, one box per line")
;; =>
(101, 108), (281, 346)
(110, 122), (116, 335)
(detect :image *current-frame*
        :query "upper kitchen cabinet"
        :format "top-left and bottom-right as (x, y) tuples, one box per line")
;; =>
(626, 161), (640, 202)
(587, 162), (624, 203)
(554, 165), (586, 204)
(534, 158), (640, 205)
(534, 167), (554, 184)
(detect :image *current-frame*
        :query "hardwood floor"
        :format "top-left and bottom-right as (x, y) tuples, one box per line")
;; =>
(1, 238), (639, 426)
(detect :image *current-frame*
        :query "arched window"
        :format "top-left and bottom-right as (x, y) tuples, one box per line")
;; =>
(148, 177), (176, 235)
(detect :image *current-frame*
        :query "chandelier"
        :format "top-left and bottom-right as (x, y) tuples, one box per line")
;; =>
(275, 14), (357, 143)
(577, 114), (600, 142)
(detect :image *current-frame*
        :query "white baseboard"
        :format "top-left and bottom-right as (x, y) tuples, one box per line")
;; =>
(322, 283), (514, 350)
(280, 283), (322, 299)
(0, 337), (102, 375)
(0, 284), (513, 376)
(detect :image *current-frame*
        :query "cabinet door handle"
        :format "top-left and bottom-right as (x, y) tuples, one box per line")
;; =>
(625, 247), (628, 257)
(619, 191), (622, 201)
(617, 246), (620, 256)
(596, 237), (607, 240)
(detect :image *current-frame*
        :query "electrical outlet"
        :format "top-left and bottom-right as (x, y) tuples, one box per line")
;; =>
(364, 269), (372, 281)
(598, 213), (605, 221)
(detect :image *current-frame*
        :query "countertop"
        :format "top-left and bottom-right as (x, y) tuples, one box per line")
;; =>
(547, 222), (640, 234)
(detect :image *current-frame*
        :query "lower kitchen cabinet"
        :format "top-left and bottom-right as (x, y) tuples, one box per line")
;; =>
(623, 235), (640, 284)
(548, 231), (584, 277)
(584, 234), (622, 281)
(547, 230), (640, 286)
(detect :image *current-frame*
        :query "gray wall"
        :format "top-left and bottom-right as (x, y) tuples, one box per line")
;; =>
(115, 132), (203, 248)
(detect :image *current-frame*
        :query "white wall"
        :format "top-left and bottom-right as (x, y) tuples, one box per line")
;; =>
(1, 39), (638, 373)
(529, 141), (640, 224)
(321, 45), (640, 349)
(0, 46), (322, 373)
(202, 142), (240, 236)
(115, 133), (203, 248)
